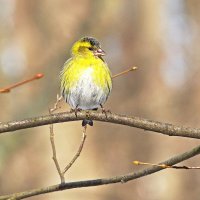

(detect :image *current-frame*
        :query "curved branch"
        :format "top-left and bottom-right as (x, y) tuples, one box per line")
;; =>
(1, 144), (200, 199)
(0, 111), (200, 139)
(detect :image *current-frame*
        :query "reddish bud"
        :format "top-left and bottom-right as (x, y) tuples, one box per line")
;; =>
(35, 73), (44, 79)
(0, 88), (10, 93)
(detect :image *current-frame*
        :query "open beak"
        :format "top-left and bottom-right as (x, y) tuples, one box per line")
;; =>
(94, 48), (106, 56)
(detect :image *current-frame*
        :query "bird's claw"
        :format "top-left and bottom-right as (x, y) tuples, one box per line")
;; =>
(100, 104), (111, 118)
(70, 108), (81, 117)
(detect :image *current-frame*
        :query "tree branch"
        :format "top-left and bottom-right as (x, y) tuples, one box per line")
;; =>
(1, 144), (200, 200)
(49, 122), (88, 183)
(49, 123), (65, 183)
(0, 111), (200, 139)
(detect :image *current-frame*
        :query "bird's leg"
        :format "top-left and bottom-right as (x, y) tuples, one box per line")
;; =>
(70, 106), (81, 117)
(100, 104), (111, 118)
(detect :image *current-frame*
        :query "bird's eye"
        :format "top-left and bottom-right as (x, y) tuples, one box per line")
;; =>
(88, 47), (93, 51)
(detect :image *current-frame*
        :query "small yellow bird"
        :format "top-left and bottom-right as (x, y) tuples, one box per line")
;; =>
(60, 37), (112, 126)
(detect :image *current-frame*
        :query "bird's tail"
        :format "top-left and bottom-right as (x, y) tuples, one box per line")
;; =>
(82, 119), (93, 126)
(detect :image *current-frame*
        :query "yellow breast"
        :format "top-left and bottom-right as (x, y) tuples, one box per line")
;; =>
(60, 55), (112, 94)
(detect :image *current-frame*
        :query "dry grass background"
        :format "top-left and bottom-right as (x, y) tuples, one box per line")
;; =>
(0, 0), (200, 199)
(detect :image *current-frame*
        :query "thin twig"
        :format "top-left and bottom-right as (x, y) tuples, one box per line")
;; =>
(62, 125), (87, 174)
(49, 106), (87, 182)
(49, 108), (65, 183)
(1, 111), (200, 139)
(49, 122), (65, 183)
(50, 94), (63, 113)
(1, 144), (200, 200)
(48, 95), (63, 182)
(112, 66), (138, 79)
(133, 160), (200, 169)
(0, 73), (44, 93)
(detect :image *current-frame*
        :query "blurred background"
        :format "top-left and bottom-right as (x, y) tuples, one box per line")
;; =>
(0, 0), (200, 199)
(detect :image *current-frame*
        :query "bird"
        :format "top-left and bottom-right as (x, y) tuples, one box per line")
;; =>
(60, 36), (112, 126)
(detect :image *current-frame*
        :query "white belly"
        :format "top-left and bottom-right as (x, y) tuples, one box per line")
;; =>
(67, 68), (108, 110)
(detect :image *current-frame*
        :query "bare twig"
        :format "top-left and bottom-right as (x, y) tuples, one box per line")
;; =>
(0, 73), (44, 93)
(1, 144), (200, 200)
(49, 108), (65, 183)
(49, 106), (87, 182)
(62, 125), (87, 174)
(49, 122), (65, 183)
(133, 160), (200, 169)
(112, 66), (138, 79)
(0, 111), (200, 139)
(50, 94), (63, 113)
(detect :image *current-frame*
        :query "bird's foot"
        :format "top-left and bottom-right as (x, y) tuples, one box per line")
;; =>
(100, 104), (111, 118)
(70, 107), (82, 117)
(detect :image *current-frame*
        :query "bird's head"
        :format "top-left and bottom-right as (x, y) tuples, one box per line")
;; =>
(71, 37), (105, 58)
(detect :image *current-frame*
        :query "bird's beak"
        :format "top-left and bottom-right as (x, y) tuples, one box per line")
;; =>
(94, 48), (106, 56)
